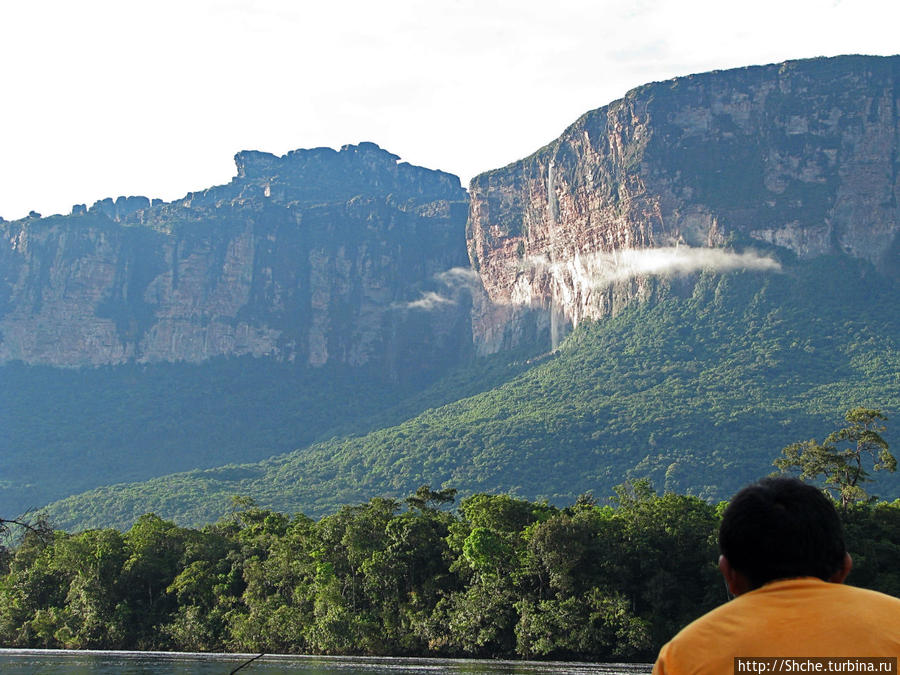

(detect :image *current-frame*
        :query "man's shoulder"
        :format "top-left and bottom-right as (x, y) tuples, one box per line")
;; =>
(654, 580), (900, 674)
(827, 581), (900, 611)
(837, 582), (900, 599)
(833, 582), (900, 600)
(685, 578), (900, 623)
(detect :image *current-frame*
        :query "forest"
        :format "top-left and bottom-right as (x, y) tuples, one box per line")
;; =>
(2, 483), (898, 661)
(33, 256), (900, 531)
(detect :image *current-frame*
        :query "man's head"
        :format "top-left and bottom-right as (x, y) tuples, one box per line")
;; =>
(718, 477), (850, 593)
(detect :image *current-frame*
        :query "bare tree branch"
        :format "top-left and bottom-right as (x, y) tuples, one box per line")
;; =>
(0, 512), (53, 545)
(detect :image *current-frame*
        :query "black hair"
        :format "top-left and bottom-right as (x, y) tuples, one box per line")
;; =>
(719, 477), (846, 589)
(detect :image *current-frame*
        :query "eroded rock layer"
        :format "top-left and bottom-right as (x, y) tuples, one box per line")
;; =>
(467, 55), (900, 352)
(3, 56), (898, 368)
(0, 143), (472, 374)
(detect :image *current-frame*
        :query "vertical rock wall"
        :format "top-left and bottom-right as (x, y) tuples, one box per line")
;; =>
(0, 143), (473, 375)
(466, 55), (900, 352)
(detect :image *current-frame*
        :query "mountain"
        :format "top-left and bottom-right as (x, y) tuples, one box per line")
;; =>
(1, 143), (476, 514)
(3, 55), (899, 528)
(468, 55), (899, 350)
(42, 256), (900, 530)
(0, 142), (472, 371)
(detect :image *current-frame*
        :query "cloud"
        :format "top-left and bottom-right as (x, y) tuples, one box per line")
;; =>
(524, 246), (780, 292)
(405, 291), (456, 311)
(398, 267), (483, 311)
(435, 267), (482, 286)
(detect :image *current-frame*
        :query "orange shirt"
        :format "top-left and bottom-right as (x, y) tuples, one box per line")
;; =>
(653, 578), (900, 675)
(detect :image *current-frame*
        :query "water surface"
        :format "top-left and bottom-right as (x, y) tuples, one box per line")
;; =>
(0, 649), (653, 674)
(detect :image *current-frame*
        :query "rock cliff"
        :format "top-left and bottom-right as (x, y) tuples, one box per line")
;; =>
(467, 55), (900, 352)
(3, 56), (898, 369)
(0, 143), (472, 375)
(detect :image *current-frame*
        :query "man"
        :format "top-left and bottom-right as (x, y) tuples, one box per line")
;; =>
(653, 477), (900, 674)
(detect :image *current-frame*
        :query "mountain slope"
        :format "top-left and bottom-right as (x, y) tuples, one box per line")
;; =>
(0, 358), (521, 516)
(0, 143), (476, 514)
(44, 254), (900, 530)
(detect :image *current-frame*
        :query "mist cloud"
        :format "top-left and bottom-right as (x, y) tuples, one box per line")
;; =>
(400, 267), (482, 310)
(525, 246), (780, 291)
(405, 291), (456, 310)
(435, 267), (481, 286)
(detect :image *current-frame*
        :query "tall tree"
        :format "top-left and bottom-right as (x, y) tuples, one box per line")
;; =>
(775, 408), (895, 507)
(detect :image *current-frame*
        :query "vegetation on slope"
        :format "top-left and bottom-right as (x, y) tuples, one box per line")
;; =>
(43, 254), (900, 530)
(0, 344), (538, 519)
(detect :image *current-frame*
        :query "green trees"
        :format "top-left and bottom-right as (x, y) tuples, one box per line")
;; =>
(775, 408), (895, 506)
(1, 483), (897, 659)
(514, 507), (652, 659)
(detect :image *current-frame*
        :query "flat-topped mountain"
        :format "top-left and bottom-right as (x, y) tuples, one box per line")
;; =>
(0, 142), (471, 377)
(468, 55), (899, 350)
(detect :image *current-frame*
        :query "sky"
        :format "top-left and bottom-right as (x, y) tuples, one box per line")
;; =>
(1, 0), (898, 221)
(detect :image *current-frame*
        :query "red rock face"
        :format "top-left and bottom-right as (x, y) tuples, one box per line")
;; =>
(467, 55), (900, 352)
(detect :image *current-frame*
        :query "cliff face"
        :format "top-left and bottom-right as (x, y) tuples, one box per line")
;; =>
(3, 57), (898, 369)
(467, 55), (900, 352)
(0, 143), (472, 374)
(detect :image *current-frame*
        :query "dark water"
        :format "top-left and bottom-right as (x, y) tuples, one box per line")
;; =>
(0, 649), (653, 674)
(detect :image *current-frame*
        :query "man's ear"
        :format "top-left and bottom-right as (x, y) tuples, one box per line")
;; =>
(828, 552), (853, 584)
(719, 554), (751, 596)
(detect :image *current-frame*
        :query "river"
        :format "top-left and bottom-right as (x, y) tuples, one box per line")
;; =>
(0, 649), (653, 674)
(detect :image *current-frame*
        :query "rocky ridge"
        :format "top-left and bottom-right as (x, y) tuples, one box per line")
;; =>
(0, 143), (472, 374)
(466, 55), (900, 352)
(2, 56), (898, 369)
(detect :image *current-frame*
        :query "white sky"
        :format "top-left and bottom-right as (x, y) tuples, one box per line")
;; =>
(1, 0), (897, 220)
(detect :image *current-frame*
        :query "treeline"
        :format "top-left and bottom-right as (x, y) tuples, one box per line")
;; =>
(1, 485), (898, 660)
